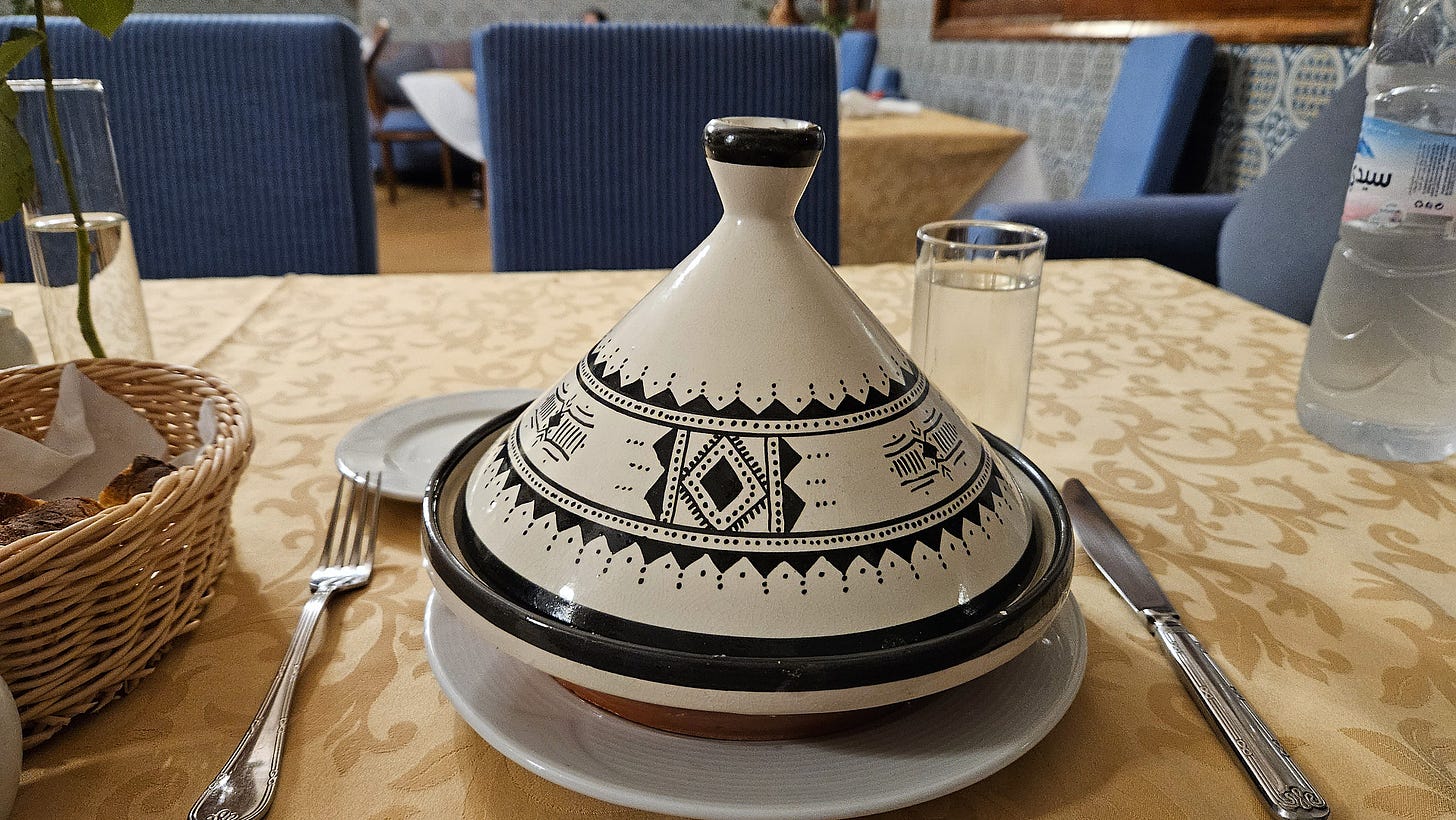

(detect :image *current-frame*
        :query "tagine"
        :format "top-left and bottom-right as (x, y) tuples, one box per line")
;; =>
(424, 117), (1072, 739)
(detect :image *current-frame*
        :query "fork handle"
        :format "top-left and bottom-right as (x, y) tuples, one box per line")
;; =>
(189, 588), (333, 820)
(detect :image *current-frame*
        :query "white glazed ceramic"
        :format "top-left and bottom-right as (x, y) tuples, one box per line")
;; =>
(424, 591), (1088, 820)
(335, 388), (537, 502)
(0, 308), (37, 369)
(425, 405), (1071, 715)
(424, 118), (1071, 718)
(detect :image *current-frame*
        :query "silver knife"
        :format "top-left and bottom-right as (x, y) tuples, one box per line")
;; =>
(1062, 479), (1330, 820)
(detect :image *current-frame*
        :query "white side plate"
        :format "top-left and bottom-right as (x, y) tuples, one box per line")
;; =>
(424, 592), (1087, 820)
(335, 389), (537, 502)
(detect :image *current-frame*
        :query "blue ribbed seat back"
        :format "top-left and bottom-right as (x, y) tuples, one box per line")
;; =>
(838, 30), (876, 92)
(476, 23), (839, 272)
(0, 14), (377, 281)
(1218, 68), (1368, 323)
(1081, 32), (1214, 199)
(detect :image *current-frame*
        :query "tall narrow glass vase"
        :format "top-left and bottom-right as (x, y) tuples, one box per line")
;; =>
(10, 78), (153, 361)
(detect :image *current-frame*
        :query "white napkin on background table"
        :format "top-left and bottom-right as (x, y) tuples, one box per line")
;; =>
(839, 89), (924, 118)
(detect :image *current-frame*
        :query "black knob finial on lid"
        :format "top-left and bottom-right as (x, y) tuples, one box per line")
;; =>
(703, 117), (823, 168)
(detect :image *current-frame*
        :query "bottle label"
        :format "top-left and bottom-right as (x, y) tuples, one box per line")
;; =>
(1343, 116), (1456, 226)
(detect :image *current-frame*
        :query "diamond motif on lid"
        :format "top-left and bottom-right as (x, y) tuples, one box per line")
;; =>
(682, 436), (767, 531)
(534, 384), (595, 463)
(700, 458), (744, 510)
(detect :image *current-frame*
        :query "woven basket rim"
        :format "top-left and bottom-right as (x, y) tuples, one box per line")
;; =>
(0, 358), (251, 555)
(0, 356), (255, 747)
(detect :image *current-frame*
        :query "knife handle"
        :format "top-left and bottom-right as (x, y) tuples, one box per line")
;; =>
(1148, 614), (1329, 820)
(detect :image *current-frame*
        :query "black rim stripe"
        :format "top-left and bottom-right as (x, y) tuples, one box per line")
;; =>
(703, 117), (824, 168)
(424, 407), (1074, 693)
(454, 488), (1044, 658)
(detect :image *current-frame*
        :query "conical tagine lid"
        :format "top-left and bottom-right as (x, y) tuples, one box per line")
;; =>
(458, 118), (1040, 687)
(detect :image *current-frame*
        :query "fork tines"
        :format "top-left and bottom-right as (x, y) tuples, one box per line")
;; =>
(322, 472), (383, 570)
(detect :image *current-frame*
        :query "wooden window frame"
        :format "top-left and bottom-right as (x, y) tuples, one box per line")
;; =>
(931, 0), (1376, 46)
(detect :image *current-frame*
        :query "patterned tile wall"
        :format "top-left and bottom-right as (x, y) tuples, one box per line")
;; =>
(131, 0), (1373, 195)
(1207, 45), (1367, 192)
(876, 0), (1367, 196)
(874, 0), (1120, 199)
(133, 1), (781, 40)
(354, 0), (766, 44)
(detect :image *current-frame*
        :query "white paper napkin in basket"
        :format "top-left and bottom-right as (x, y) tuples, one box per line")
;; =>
(0, 364), (216, 500)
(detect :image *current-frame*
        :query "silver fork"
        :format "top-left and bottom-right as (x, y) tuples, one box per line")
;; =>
(190, 472), (383, 820)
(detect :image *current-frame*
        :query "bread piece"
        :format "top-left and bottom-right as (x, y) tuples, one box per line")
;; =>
(0, 497), (103, 544)
(99, 455), (177, 508)
(0, 491), (43, 522)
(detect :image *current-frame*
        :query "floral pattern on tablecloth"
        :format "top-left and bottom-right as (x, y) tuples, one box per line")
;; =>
(1, 262), (1451, 819)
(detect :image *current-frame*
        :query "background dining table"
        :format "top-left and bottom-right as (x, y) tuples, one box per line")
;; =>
(0, 260), (1451, 818)
(402, 70), (1026, 265)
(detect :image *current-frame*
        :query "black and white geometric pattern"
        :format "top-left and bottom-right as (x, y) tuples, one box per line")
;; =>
(646, 430), (805, 533)
(681, 435), (768, 530)
(533, 383), (594, 463)
(882, 406), (966, 493)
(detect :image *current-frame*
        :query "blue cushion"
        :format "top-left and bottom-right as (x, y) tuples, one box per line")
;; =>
(379, 108), (434, 134)
(1218, 67), (1368, 323)
(868, 65), (902, 99)
(1082, 33), (1214, 198)
(838, 30), (876, 92)
(976, 195), (1236, 285)
(476, 23), (839, 272)
(0, 14), (376, 281)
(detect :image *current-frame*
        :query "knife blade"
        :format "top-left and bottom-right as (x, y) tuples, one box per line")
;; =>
(1062, 479), (1329, 820)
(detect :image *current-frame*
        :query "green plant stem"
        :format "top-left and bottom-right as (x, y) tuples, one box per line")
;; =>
(34, 4), (105, 358)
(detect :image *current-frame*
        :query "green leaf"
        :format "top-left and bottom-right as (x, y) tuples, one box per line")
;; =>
(68, 0), (134, 38)
(0, 27), (41, 73)
(0, 84), (35, 221)
(0, 29), (41, 221)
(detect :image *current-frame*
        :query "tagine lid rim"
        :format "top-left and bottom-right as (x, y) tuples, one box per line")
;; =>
(424, 408), (1074, 694)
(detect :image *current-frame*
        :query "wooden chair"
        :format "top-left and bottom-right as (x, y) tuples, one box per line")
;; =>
(364, 19), (456, 206)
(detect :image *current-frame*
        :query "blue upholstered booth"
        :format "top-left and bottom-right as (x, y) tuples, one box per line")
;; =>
(475, 23), (839, 272)
(977, 68), (1367, 323)
(0, 14), (377, 281)
(838, 30), (876, 93)
(1079, 32), (1216, 199)
(976, 32), (1212, 219)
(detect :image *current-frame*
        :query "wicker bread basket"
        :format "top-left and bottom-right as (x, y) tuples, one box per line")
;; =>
(0, 358), (252, 747)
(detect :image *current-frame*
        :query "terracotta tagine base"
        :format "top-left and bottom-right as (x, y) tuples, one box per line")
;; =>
(555, 679), (903, 740)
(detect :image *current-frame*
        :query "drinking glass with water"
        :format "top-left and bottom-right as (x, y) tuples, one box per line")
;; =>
(912, 220), (1047, 447)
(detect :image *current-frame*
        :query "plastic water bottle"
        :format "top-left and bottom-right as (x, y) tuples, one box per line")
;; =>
(1296, 0), (1456, 462)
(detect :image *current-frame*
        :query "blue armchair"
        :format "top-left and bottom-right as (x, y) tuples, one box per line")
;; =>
(1080, 32), (1215, 199)
(975, 31), (1213, 227)
(0, 14), (377, 281)
(977, 67), (1367, 323)
(839, 30), (876, 93)
(475, 23), (839, 272)
(840, 32), (904, 99)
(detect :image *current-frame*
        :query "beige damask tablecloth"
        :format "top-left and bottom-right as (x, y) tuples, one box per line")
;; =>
(1, 261), (1453, 819)
(838, 110), (1025, 265)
